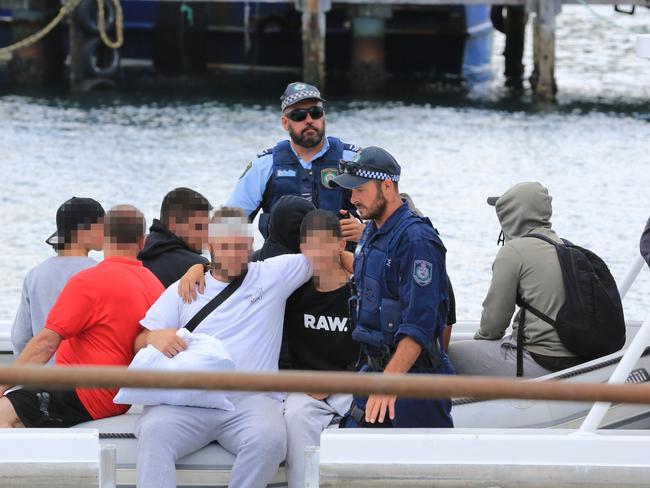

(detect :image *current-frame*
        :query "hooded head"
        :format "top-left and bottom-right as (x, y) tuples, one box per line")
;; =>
(257, 195), (316, 260)
(489, 182), (553, 242)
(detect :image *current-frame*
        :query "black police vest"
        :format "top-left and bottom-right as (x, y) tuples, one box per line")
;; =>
(352, 211), (445, 352)
(263, 137), (346, 214)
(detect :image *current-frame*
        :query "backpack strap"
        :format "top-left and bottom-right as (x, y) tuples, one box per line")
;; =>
(515, 232), (563, 376)
(522, 232), (559, 247)
(518, 233), (561, 328)
(184, 270), (248, 333)
(516, 301), (525, 377)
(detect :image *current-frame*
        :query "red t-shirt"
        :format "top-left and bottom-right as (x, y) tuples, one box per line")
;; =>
(46, 256), (164, 419)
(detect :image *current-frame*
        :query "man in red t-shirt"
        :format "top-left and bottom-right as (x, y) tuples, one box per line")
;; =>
(0, 205), (164, 427)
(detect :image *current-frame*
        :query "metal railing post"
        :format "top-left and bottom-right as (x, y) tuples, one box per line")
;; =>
(618, 254), (646, 300)
(100, 444), (117, 488)
(578, 311), (650, 434)
(304, 445), (320, 488)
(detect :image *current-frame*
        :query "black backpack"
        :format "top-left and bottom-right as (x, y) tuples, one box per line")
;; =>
(515, 233), (625, 376)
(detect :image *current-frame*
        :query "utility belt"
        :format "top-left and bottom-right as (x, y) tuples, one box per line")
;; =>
(361, 340), (442, 372)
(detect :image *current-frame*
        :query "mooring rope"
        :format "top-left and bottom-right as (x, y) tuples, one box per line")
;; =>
(0, 0), (124, 57)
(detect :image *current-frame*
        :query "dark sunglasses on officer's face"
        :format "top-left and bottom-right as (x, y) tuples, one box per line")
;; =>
(285, 106), (324, 122)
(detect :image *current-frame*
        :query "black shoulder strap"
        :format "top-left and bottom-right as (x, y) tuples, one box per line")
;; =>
(522, 232), (559, 247)
(516, 303), (525, 377)
(184, 270), (248, 333)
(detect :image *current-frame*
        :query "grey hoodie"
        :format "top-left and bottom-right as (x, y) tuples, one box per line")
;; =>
(475, 182), (576, 358)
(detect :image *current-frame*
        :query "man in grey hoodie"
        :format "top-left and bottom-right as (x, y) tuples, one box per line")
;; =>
(448, 182), (581, 377)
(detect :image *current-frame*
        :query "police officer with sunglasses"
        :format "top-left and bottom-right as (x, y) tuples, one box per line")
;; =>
(226, 82), (366, 242)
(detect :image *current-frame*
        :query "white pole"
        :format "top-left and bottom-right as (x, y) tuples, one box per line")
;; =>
(578, 311), (650, 434)
(305, 446), (320, 488)
(618, 254), (646, 300)
(99, 445), (117, 488)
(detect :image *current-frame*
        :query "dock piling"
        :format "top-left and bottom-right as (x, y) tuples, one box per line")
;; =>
(532, 0), (560, 100)
(69, 4), (85, 91)
(301, 0), (329, 89)
(9, 0), (64, 86)
(350, 4), (391, 90)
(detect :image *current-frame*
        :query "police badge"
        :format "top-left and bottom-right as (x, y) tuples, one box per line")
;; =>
(321, 168), (338, 188)
(413, 260), (433, 286)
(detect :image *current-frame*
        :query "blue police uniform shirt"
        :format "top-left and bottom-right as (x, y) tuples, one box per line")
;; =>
(353, 202), (449, 354)
(226, 137), (360, 218)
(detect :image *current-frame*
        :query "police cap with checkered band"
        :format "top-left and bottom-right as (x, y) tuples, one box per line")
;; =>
(280, 82), (325, 111)
(330, 146), (401, 190)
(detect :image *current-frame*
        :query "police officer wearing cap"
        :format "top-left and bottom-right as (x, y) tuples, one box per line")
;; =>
(331, 146), (454, 428)
(226, 81), (365, 242)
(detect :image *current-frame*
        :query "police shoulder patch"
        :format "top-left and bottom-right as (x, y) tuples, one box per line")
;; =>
(256, 147), (273, 158)
(413, 260), (433, 287)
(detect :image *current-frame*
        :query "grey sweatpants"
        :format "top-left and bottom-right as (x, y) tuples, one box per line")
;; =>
(284, 393), (352, 488)
(135, 393), (286, 488)
(447, 337), (553, 378)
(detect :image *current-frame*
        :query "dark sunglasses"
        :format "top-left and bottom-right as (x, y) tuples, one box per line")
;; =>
(285, 106), (324, 122)
(338, 159), (363, 175)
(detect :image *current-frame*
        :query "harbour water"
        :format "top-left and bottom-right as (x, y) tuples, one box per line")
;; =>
(0, 5), (648, 325)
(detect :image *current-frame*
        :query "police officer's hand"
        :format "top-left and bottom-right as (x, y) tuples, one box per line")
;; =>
(178, 264), (206, 303)
(339, 210), (365, 242)
(365, 394), (396, 424)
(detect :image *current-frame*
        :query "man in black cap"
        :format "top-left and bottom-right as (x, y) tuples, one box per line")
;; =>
(330, 146), (455, 428)
(11, 197), (105, 356)
(226, 81), (365, 242)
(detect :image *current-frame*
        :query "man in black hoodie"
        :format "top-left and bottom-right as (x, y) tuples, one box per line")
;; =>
(138, 188), (212, 288)
(251, 195), (316, 262)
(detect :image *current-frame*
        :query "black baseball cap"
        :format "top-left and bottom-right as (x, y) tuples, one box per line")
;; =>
(46, 197), (105, 250)
(330, 146), (401, 190)
(280, 82), (324, 111)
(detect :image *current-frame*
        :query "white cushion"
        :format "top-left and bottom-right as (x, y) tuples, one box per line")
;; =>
(114, 329), (235, 410)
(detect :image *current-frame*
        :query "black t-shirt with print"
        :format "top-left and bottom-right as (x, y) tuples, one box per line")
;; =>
(284, 280), (359, 371)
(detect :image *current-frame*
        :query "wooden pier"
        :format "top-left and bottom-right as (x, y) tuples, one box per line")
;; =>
(1, 0), (648, 98)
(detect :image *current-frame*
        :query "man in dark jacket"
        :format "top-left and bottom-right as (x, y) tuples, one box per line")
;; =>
(641, 217), (650, 268)
(138, 187), (212, 288)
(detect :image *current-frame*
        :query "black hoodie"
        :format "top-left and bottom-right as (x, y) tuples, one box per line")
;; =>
(251, 196), (316, 262)
(138, 219), (208, 288)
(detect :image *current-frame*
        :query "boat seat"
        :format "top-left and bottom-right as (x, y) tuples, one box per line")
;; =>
(75, 407), (237, 470)
(75, 406), (290, 486)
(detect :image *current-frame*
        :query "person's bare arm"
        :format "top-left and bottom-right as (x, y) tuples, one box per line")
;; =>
(365, 337), (422, 423)
(178, 264), (206, 303)
(0, 329), (62, 396)
(134, 329), (187, 358)
(340, 251), (354, 274)
(384, 336), (422, 374)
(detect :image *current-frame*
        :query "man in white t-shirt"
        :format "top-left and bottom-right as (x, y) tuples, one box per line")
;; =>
(133, 207), (313, 488)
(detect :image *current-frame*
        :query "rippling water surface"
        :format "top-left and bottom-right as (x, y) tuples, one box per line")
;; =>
(0, 6), (648, 325)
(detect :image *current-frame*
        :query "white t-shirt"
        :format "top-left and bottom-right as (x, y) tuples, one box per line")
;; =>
(140, 254), (312, 374)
